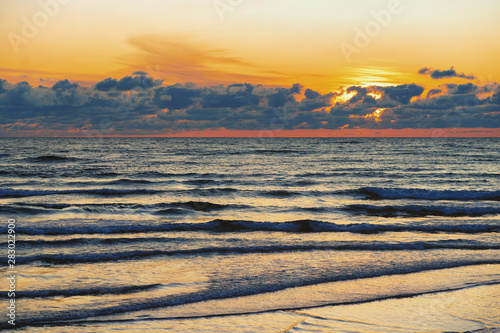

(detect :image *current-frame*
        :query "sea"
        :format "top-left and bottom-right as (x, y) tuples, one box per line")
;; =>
(0, 137), (499, 332)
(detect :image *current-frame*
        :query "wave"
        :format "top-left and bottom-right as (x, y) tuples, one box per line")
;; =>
(18, 203), (71, 209)
(0, 170), (43, 177)
(0, 206), (51, 215)
(357, 187), (500, 201)
(251, 149), (305, 154)
(19, 241), (500, 265)
(17, 284), (162, 298)
(336, 140), (362, 144)
(7, 201), (243, 216)
(131, 171), (199, 178)
(0, 169), (221, 179)
(48, 188), (160, 196)
(0, 188), (161, 198)
(105, 179), (155, 185)
(292, 180), (319, 186)
(18, 219), (500, 236)
(260, 190), (300, 197)
(0, 189), (62, 198)
(26, 235), (496, 251)
(27, 155), (79, 162)
(94, 172), (121, 177)
(22, 236), (191, 247)
(5, 261), (500, 329)
(173, 201), (231, 211)
(295, 172), (330, 178)
(345, 204), (500, 217)
(155, 208), (190, 215)
(186, 187), (239, 196)
(183, 179), (220, 185)
(295, 207), (329, 212)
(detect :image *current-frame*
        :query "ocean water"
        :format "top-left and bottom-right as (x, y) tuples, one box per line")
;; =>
(0, 137), (499, 332)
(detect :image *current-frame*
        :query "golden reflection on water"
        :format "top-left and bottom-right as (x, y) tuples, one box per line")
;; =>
(84, 265), (500, 333)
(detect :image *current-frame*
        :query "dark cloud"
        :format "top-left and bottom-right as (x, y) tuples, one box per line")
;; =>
(95, 78), (118, 91)
(446, 83), (478, 95)
(0, 79), (7, 94)
(419, 67), (476, 80)
(95, 75), (162, 91)
(304, 88), (320, 99)
(268, 89), (293, 107)
(382, 84), (425, 104)
(201, 84), (260, 108)
(490, 91), (500, 105)
(52, 79), (79, 91)
(0, 82), (34, 107)
(427, 88), (442, 98)
(298, 89), (333, 112)
(154, 83), (202, 109)
(0, 74), (498, 135)
(345, 86), (375, 105)
(116, 75), (162, 90)
(132, 71), (148, 76)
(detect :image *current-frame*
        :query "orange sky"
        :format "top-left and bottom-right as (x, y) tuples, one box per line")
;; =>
(143, 128), (500, 138)
(1, 0), (499, 91)
(0, 0), (499, 137)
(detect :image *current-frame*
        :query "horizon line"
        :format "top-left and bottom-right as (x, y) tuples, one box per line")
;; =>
(1, 128), (499, 138)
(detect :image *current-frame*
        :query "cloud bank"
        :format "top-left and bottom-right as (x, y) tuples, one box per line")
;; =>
(0, 72), (499, 136)
(419, 67), (476, 80)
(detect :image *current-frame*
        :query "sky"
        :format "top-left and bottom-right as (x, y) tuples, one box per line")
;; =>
(0, 0), (499, 137)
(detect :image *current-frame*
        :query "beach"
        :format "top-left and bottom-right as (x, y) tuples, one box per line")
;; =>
(0, 137), (498, 331)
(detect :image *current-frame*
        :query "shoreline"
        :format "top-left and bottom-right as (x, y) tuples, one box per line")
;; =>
(19, 264), (498, 332)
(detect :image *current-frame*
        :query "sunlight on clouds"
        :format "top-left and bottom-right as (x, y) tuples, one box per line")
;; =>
(333, 90), (357, 105)
(332, 85), (384, 106)
(349, 108), (386, 122)
(0, 0), (499, 137)
(367, 92), (382, 100)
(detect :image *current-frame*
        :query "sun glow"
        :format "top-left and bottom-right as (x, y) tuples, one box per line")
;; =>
(333, 85), (385, 106)
(333, 90), (357, 105)
(349, 108), (385, 122)
(367, 92), (382, 100)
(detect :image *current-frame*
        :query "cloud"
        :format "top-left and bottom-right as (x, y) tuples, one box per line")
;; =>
(52, 79), (79, 91)
(380, 84), (425, 104)
(0, 79), (7, 94)
(95, 78), (118, 91)
(154, 83), (202, 109)
(122, 34), (288, 86)
(95, 75), (163, 91)
(445, 83), (478, 95)
(489, 88), (500, 104)
(419, 67), (476, 80)
(0, 74), (499, 136)
(304, 88), (321, 99)
(426, 88), (442, 98)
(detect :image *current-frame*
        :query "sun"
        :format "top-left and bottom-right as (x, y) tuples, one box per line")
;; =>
(333, 90), (357, 105)
(349, 108), (386, 122)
